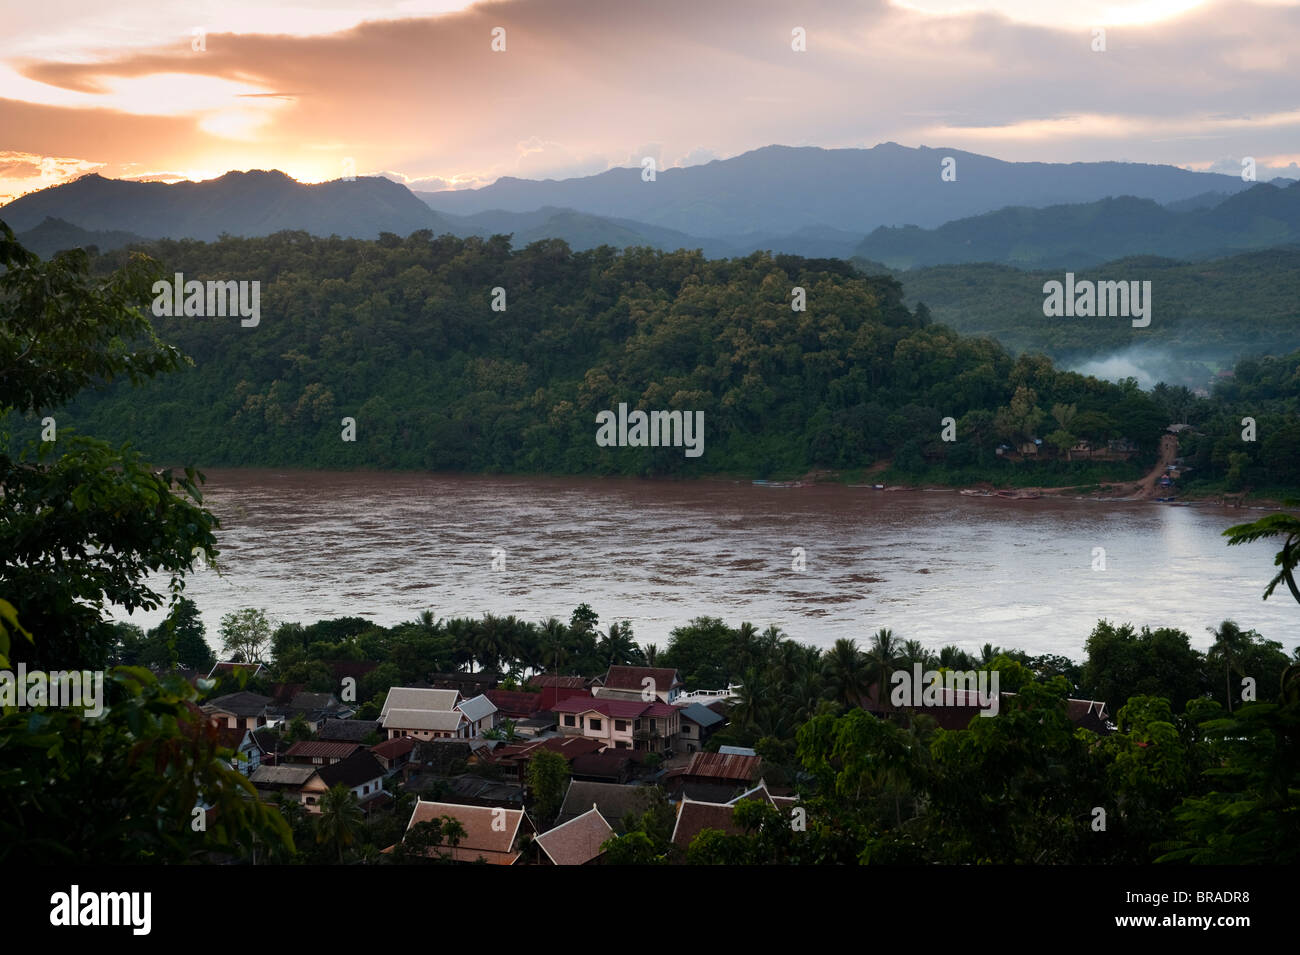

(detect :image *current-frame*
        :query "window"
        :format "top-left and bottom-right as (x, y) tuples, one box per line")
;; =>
(614, 719), (628, 732)
(649, 718), (657, 731)
(563, 715), (576, 727)
(589, 718), (602, 732)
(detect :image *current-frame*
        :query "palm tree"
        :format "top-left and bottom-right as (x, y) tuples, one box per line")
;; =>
(900, 638), (933, 670)
(1207, 620), (1251, 713)
(864, 628), (903, 711)
(599, 620), (642, 667)
(315, 784), (364, 864)
(536, 617), (569, 675)
(643, 642), (659, 667)
(1225, 505), (1300, 605)
(823, 637), (869, 708)
(976, 642), (1004, 668)
(937, 645), (973, 671)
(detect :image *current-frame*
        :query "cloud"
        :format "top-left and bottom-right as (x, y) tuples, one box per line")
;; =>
(1, 0), (1298, 192)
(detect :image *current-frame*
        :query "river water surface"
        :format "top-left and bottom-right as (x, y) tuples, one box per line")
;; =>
(119, 470), (1299, 661)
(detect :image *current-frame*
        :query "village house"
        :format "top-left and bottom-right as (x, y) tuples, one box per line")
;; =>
(670, 781), (798, 851)
(213, 726), (261, 776)
(370, 736), (416, 775)
(534, 807), (613, 865)
(677, 702), (725, 754)
(555, 779), (657, 831)
(318, 718), (382, 744)
(282, 740), (363, 766)
(401, 800), (534, 864)
(380, 687), (467, 740)
(299, 751), (388, 812)
(552, 696), (680, 753)
(595, 665), (684, 704)
(202, 691), (272, 731)
(457, 693), (499, 736)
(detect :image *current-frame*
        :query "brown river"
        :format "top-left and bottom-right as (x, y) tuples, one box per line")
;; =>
(119, 470), (1299, 661)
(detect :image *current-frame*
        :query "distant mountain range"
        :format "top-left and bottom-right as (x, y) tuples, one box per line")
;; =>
(2, 144), (1294, 265)
(854, 180), (1300, 269)
(416, 143), (1265, 236)
(0, 169), (457, 241)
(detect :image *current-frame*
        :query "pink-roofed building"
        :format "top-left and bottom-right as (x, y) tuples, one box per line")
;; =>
(552, 696), (680, 754)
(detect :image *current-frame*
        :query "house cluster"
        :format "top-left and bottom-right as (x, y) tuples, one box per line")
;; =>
(198, 658), (1112, 864)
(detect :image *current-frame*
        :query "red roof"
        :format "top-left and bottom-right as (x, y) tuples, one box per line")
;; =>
(552, 697), (676, 720)
(370, 736), (416, 759)
(530, 675), (587, 688)
(490, 736), (604, 763)
(602, 666), (683, 693)
(284, 740), (363, 761)
(486, 689), (543, 718)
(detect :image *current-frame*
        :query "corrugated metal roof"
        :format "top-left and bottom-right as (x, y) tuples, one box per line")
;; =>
(457, 693), (498, 723)
(685, 751), (761, 782)
(679, 703), (725, 728)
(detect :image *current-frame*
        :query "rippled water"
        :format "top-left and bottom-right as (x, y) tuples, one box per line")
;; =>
(117, 470), (1300, 661)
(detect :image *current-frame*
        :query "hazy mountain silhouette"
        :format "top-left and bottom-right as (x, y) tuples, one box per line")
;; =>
(854, 180), (1300, 269)
(417, 143), (1262, 236)
(0, 170), (456, 240)
(13, 217), (147, 257)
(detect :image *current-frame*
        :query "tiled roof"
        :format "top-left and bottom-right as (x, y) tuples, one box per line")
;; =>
(552, 697), (677, 720)
(486, 689), (542, 717)
(570, 752), (632, 778)
(457, 693), (498, 723)
(319, 718), (381, 742)
(557, 780), (655, 827)
(603, 666), (683, 693)
(491, 736), (605, 763)
(684, 751), (762, 783)
(534, 808), (613, 865)
(213, 726), (252, 750)
(284, 740), (363, 761)
(380, 687), (460, 716)
(370, 736), (416, 759)
(529, 675), (587, 689)
(405, 801), (529, 864)
(383, 708), (465, 731)
(317, 751), (387, 789)
(250, 764), (317, 787)
(671, 799), (744, 848)
(207, 661), (264, 679)
(202, 691), (272, 717)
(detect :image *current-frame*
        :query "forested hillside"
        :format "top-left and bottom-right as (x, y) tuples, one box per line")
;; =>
(23, 228), (1298, 490)
(884, 247), (1300, 369)
(24, 230), (1188, 483)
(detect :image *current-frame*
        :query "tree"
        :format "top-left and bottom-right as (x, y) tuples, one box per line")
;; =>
(1225, 503), (1300, 605)
(151, 596), (215, 671)
(220, 608), (271, 663)
(1206, 620), (1250, 713)
(526, 749), (569, 826)
(864, 628), (902, 709)
(823, 637), (869, 708)
(0, 226), (290, 863)
(315, 784), (365, 863)
(0, 225), (216, 669)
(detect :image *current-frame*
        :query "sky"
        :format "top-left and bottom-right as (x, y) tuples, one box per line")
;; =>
(1, 0), (1298, 204)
